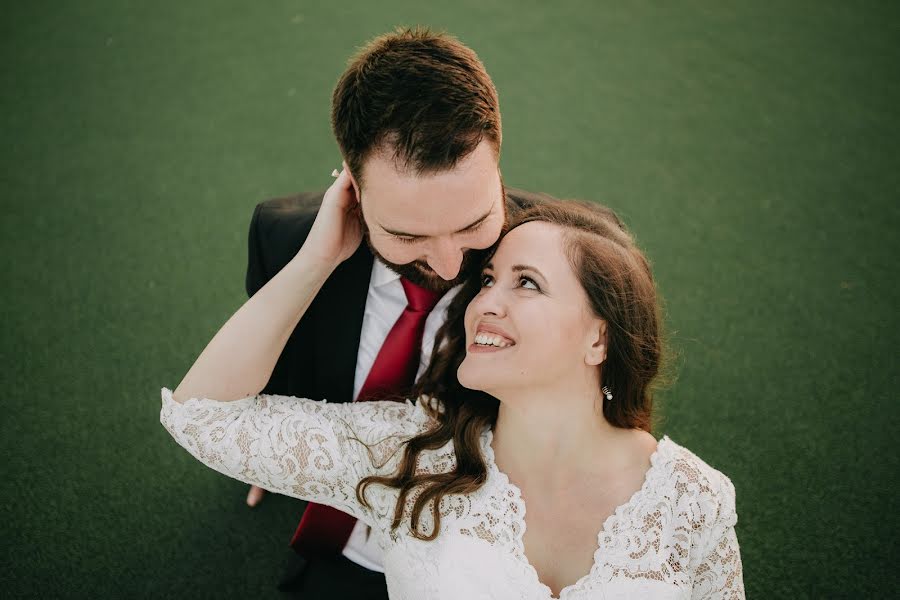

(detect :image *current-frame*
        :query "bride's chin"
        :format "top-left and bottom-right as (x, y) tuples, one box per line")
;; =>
(456, 362), (484, 391)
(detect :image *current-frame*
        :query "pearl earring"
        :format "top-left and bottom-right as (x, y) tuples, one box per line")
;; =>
(602, 386), (613, 401)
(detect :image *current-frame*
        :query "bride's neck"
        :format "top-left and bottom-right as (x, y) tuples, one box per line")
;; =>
(489, 383), (626, 487)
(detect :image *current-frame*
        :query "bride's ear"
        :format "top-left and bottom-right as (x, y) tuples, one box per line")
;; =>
(584, 319), (608, 366)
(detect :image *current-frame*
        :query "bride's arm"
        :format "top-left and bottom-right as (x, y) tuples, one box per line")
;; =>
(160, 386), (429, 524)
(161, 168), (425, 523)
(690, 472), (745, 599)
(172, 167), (361, 405)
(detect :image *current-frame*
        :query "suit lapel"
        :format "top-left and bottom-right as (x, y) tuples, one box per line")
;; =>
(311, 241), (374, 404)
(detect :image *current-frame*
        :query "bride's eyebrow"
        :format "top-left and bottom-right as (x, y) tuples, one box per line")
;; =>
(481, 263), (547, 281)
(511, 264), (547, 282)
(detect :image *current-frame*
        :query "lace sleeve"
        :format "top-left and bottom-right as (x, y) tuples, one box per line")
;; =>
(691, 471), (745, 599)
(159, 387), (433, 527)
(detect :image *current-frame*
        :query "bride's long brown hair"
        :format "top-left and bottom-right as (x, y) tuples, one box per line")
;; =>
(356, 199), (665, 540)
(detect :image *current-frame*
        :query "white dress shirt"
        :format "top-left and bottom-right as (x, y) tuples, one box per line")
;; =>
(342, 259), (462, 573)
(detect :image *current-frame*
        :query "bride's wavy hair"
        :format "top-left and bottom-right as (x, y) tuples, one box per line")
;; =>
(356, 199), (666, 540)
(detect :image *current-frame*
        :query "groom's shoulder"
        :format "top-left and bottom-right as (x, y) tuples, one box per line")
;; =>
(506, 188), (621, 223)
(505, 186), (560, 215)
(252, 190), (325, 233)
(246, 190), (326, 281)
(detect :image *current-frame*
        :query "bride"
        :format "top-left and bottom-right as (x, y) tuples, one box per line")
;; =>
(161, 168), (744, 599)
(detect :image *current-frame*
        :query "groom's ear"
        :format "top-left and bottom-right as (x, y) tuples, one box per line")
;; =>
(584, 319), (608, 367)
(343, 160), (361, 205)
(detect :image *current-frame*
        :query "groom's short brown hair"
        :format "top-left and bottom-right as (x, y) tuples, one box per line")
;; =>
(331, 26), (502, 188)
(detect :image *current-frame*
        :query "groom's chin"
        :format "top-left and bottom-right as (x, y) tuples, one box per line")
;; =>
(379, 255), (474, 293)
(364, 233), (485, 293)
(407, 265), (465, 294)
(412, 253), (484, 293)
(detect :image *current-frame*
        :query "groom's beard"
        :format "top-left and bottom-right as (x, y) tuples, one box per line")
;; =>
(364, 234), (486, 294)
(361, 182), (510, 294)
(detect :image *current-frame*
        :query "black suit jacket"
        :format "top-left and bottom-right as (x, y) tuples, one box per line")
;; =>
(245, 187), (555, 403)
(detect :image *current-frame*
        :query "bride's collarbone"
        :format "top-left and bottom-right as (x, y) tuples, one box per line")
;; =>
(519, 476), (645, 596)
(521, 505), (604, 595)
(515, 433), (659, 595)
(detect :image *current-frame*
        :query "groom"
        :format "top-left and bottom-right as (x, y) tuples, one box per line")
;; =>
(244, 27), (554, 599)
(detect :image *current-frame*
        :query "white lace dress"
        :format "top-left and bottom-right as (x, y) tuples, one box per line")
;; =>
(160, 388), (744, 599)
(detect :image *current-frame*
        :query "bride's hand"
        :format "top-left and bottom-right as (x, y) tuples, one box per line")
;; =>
(300, 164), (364, 268)
(246, 484), (266, 507)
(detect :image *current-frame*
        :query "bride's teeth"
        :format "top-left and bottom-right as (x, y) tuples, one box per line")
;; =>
(474, 332), (513, 348)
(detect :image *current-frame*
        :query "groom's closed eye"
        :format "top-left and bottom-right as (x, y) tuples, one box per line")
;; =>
(393, 235), (420, 245)
(380, 206), (494, 240)
(393, 220), (486, 245)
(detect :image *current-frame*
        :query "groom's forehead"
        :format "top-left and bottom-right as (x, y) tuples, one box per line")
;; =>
(360, 139), (500, 210)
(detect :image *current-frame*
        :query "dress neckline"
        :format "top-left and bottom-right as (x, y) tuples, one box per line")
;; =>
(481, 428), (673, 599)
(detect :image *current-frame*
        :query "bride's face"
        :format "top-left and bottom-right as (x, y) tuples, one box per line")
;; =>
(457, 221), (607, 396)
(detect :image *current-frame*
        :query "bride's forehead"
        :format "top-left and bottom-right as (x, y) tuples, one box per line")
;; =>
(493, 221), (562, 260)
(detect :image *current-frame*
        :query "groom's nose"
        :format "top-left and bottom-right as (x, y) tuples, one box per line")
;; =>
(425, 237), (464, 280)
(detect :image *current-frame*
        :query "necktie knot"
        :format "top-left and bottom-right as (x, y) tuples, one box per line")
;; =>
(400, 277), (444, 313)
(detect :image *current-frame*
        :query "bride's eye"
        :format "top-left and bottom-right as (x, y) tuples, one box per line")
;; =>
(480, 273), (494, 287)
(519, 276), (540, 291)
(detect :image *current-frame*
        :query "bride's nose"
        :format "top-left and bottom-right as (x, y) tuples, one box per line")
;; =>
(469, 281), (507, 317)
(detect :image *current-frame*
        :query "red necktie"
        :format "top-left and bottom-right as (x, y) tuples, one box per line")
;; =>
(289, 276), (443, 558)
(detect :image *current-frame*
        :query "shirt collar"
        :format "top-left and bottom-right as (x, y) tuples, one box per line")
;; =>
(371, 258), (401, 288)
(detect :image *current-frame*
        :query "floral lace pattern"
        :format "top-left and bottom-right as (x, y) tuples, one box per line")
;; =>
(160, 388), (744, 599)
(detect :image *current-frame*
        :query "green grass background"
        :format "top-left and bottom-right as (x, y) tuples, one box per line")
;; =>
(3, 1), (898, 597)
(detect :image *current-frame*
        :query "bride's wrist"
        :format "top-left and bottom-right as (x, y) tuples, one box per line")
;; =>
(289, 247), (340, 284)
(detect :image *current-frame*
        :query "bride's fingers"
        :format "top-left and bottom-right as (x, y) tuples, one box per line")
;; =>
(246, 485), (266, 507)
(326, 168), (358, 210)
(328, 166), (351, 189)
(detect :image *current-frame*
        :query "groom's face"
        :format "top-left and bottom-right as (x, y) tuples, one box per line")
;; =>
(350, 140), (507, 294)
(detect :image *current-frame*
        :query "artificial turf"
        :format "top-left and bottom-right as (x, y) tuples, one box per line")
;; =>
(2, 1), (898, 597)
